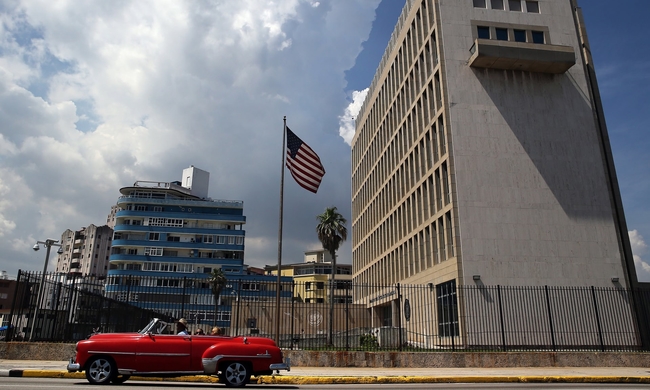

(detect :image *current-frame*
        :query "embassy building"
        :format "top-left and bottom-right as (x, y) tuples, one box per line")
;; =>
(351, 0), (641, 347)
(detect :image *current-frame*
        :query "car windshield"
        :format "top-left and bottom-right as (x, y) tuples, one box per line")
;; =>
(138, 318), (170, 335)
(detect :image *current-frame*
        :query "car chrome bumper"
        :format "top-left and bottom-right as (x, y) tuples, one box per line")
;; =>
(269, 357), (290, 372)
(67, 358), (81, 373)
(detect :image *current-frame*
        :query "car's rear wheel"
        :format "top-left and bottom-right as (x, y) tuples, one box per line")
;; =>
(111, 374), (130, 384)
(220, 361), (251, 387)
(85, 356), (116, 385)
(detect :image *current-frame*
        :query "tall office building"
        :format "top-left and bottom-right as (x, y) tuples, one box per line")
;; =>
(55, 224), (114, 278)
(351, 0), (636, 305)
(106, 166), (286, 327)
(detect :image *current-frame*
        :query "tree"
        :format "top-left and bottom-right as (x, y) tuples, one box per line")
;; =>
(209, 268), (227, 329)
(316, 206), (348, 346)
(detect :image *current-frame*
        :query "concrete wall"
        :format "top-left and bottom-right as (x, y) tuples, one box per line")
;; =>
(2, 342), (649, 368)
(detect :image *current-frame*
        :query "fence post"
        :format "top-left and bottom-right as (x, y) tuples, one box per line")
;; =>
(544, 285), (556, 351)
(290, 282), (295, 348)
(235, 280), (242, 336)
(6, 270), (22, 341)
(345, 283), (350, 350)
(591, 286), (605, 352)
(126, 276), (132, 305)
(497, 285), (507, 351)
(49, 281), (63, 341)
(397, 283), (403, 351)
(180, 277), (187, 319)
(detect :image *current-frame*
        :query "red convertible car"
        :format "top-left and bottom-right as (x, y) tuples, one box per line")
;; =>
(67, 318), (290, 387)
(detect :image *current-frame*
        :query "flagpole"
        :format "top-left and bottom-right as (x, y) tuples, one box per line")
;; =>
(275, 116), (287, 345)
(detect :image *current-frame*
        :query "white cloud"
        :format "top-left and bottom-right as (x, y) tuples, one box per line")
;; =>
(338, 88), (368, 146)
(0, 0), (380, 277)
(630, 230), (650, 282)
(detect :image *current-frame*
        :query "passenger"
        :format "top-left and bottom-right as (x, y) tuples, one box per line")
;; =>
(211, 326), (223, 335)
(176, 318), (189, 335)
(194, 328), (205, 335)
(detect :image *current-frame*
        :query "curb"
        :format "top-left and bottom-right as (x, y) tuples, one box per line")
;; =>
(2, 370), (650, 384)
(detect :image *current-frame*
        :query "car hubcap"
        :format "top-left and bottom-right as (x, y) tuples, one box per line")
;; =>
(225, 363), (246, 385)
(89, 359), (111, 382)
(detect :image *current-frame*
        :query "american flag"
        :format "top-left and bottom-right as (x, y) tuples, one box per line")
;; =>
(286, 127), (325, 193)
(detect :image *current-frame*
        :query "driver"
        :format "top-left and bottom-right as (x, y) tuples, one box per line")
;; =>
(176, 318), (189, 335)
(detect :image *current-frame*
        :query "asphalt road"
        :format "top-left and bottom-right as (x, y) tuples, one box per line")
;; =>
(2, 378), (650, 390)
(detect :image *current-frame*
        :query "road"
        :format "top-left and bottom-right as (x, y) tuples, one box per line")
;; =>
(1, 378), (650, 390)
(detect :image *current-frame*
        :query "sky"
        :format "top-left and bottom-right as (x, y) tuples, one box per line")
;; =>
(0, 0), (648, 282)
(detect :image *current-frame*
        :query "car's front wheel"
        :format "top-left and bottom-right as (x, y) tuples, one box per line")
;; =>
(85, 356), (116, 385)
(220, 361), (251, 387)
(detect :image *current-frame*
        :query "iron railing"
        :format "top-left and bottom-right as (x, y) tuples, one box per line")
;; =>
(3, 270), (649, 352)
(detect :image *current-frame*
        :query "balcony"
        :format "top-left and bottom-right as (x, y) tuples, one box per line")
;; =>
(70, 261), (81, 269)
(468, 39), (575, 74)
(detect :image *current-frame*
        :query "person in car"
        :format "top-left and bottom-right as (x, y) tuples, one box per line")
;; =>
(211, 326), (223, 335)
(194, 328), (205, 335)
(176, 318), (189, 335)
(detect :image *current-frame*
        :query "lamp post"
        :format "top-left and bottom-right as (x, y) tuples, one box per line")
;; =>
(30, 239), (63, 341)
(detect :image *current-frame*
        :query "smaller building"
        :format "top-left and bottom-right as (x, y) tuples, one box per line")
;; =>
(266, 249), (352, 303)
(55, 225), (113, 278)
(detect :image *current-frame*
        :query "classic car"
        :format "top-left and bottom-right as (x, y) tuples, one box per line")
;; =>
(67, 318), (290, 387)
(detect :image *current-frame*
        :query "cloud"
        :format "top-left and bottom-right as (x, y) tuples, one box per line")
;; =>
(338, 88), (368, 146)
(630, 230), (650, 282)
(0, 0), (380, 277)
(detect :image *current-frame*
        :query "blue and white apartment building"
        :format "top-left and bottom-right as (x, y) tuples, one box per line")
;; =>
(106, 166), (289, 331)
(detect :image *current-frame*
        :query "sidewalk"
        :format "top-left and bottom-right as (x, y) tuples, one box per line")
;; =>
(1, 360), (650, 384)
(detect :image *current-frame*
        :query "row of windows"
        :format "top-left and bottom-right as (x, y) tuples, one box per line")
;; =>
(477, 25), (545, 44)
(354, 163), (452, 271)
(473, 0), (540, 13)
(146, 232), (243, 245)
(126, 204), (164, 212)
(353, 118), (449, 247)
(294, 265), (352, 276)
(353, 0), (439, 180)
(355, 212), (455, 294)
(352, 30), (441, 196)
(305, 281), (352, 290)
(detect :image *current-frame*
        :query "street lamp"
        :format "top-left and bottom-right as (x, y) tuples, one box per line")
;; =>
(30, 239), (63, 341)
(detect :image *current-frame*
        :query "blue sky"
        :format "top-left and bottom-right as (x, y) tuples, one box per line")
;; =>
(0, 0), (648, 282)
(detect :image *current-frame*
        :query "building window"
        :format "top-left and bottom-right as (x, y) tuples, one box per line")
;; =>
(153, 206), (163, 212)
(526, 0), (539, 13)
(532, 30), (545, 44)
(473, 0), (486, 7)
(495, 28), (508, 41)
(514, 29), (526, 42)
(135, 205), (147, 211)
(490, 0), (504, 10)
(144, 247), (163, 256)
(477, 26), (490, 39)
(148, 232), (160, 241)
(436, 280), (459, 337)
(508, 0), (521, 11)
(148, 217), (183, 227)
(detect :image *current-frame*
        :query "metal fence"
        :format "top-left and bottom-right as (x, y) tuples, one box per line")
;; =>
(4, 270), (650, 352)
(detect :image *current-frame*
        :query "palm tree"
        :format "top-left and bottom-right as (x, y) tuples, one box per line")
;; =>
(316, 206), (348, 346)
(209, 268), (227, 330)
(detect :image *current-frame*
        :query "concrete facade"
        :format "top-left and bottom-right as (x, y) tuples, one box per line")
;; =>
(351, 0), (637, 344)
(54, 225), (113, 278)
